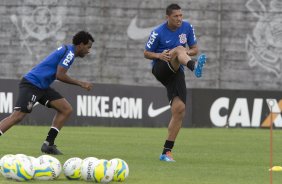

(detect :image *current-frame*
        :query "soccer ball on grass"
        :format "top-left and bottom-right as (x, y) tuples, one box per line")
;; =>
(10, 154), (34, 181)
(63, 157), (83, 180)
(110, 158), (129, 182)
(81, 157), (99, 181)
(34, 155), (62, 180)
(93, 159), (114, 183)
(0, 154), (15, 179)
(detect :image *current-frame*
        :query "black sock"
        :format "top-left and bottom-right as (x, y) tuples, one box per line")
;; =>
(45, 127), (59, 145)
(162, 140), (174, 154)
(187, 60), (196, 71)
(0, 130), (2, 136)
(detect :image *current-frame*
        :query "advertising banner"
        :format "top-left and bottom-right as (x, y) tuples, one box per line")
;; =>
(0, 79), (281, 128)
(0, 79), (192, 127)
(191, 89), (282, 128)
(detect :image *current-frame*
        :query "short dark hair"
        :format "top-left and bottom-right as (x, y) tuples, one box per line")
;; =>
(166, 4), (181, 15)
(72, 31), (94, 45)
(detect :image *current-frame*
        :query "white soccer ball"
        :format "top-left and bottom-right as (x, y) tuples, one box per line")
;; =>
(34, 155), (62, 180)
(110, 158), (129, 182)
(28, 156), (37, 165)
(63, 157), (83, 180)
(14, 154), (28, 159)
(10, 155), (34, 181)
(93, 159), (114, 183)
(38, 155), (60, 165)
(0, 154), (15, 179)
(81, 157), (99, 181)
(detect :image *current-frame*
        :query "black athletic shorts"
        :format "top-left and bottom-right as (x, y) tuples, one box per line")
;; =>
(152, 60), (186, 105)
(14, 78), (63, 113)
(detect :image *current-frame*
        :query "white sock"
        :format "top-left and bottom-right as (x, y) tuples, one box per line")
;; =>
(51, 126), (60, 132)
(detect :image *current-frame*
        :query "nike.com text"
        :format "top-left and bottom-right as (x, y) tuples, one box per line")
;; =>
(77, 95), (142, 119)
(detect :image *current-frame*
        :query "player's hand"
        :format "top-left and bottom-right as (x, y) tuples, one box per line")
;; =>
(159, 50), (171, 62)
(186, 48), (191, 56)
(80, 81), (93, 91)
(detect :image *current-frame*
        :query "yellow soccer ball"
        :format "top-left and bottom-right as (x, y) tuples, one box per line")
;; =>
(10, 155), (34, 181)
(110, 158), (129, 182)
(0, 154), (15, 179)
(35, 155), (62, 180)
(93, 159), (114, 183)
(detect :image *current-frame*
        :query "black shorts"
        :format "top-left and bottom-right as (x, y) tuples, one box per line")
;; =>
(152, 60), (186, 105)
(14, 78), (63, 113)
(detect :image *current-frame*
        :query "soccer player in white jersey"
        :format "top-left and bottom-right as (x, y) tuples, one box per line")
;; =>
(0, 31), (94, 155)
(144, 4), (206, 162)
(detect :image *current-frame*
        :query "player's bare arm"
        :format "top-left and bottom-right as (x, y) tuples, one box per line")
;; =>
(186, 44), (199, 56)
(56, 66), (93, 91)
(144, 50), (171, 62)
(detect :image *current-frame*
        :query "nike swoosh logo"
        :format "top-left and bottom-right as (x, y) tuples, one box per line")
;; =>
(148, 102), (170, 118)
(127, 15), (155, 40)
(166, 40), (171, 43)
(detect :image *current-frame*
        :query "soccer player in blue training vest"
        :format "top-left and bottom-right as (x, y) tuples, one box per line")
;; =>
(0, 31), (94, 155)
(144, 4), (206, 162)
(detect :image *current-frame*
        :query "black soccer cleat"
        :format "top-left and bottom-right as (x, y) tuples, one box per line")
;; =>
(41, 143), (63, 155)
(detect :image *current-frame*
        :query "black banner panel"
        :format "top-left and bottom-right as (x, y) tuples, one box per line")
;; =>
(191, 89), (282, 128)
(0, 79), (192, 127)
(0, 79), (281, 128)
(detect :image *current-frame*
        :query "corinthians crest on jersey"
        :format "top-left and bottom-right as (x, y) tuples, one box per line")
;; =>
(179, 33), (187, 44)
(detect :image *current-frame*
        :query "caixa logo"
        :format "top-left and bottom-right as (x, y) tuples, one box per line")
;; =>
(210, 97), (282, 128)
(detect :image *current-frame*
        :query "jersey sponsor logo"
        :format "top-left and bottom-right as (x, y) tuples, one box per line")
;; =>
(147, 102), (170, 118)
(179, 33), (187, 44)
(146, 31), (158, 49)
(210, 97), (282, 128)
(62, 51), (75, 67)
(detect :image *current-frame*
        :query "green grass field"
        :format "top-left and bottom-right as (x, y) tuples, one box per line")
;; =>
(0, 126), (282, 184)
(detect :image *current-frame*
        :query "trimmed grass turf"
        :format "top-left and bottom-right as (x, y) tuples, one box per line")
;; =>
(0, 126), (281, 184)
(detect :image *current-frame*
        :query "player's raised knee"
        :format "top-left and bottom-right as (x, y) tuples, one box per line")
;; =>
(172, 46), (186, 55)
